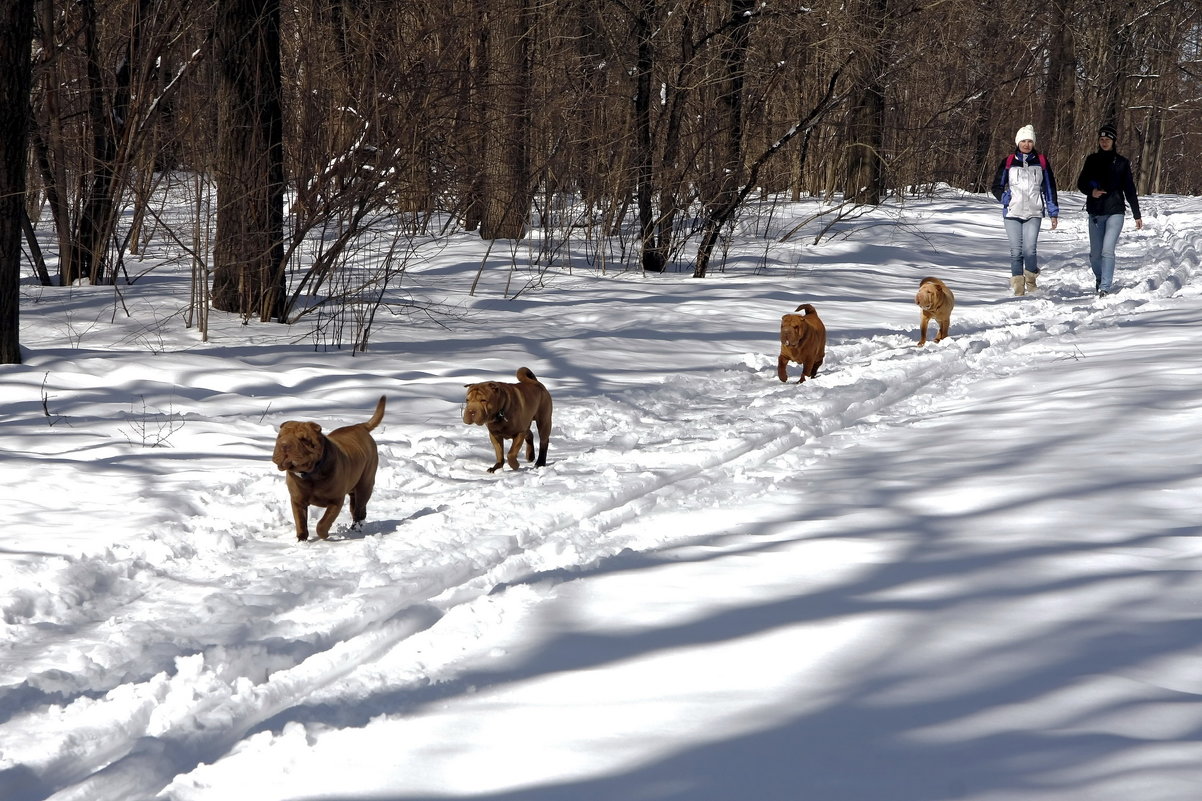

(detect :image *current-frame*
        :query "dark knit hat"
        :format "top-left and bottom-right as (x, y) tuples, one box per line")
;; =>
(1099, 124), (1118, 141)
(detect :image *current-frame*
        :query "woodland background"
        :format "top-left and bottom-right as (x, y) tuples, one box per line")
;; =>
(1, 0), (1201, 360)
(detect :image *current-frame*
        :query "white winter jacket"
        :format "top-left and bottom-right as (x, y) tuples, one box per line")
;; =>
(991, 150), (1060, 221)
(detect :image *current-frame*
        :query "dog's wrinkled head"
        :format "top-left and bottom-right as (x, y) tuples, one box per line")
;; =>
(272, 421), (324, 473)
(463, 382), (502, 426)
(916, 278), (949, 312)
(780, 315), (813, 350)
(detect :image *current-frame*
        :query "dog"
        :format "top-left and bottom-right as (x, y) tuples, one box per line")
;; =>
(778, 303), (826, 383)
(463, 367), (553, 472)
(272, 396), (385, 541)
(915, 276), (954, 346)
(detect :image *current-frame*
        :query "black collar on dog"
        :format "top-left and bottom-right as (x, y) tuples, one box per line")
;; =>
(292, 438), (329, 481)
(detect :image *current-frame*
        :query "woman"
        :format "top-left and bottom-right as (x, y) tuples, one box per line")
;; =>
(1076, 124), (1143, 297)
(991, 124), (1060, 296)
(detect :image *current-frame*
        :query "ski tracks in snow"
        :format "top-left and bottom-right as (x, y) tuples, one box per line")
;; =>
(3, 201), (1201, 801)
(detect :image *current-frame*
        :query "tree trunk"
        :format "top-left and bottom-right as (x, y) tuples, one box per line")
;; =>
(67, 0), (120, 285)
(843, 0), (888, 206)
(633, 0), (668, 272)
(478, 0), (532, 240)
(965, 3), (1001, 194)
(1099, 7), (1135, 129)
(694, 0), (754, 278)
(1, 0), (34, 364)
(1042, 2), (1076, 153)
(452, 0), (483, 232)
(843, 89), (885, 205)
(33, 0), (74, 286)
(1138, 110), (1162, 194)
(212, 0), (286, 321)
(1134, 11), (1176, 195)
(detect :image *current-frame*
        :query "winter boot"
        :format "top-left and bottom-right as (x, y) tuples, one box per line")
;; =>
(1010, 275), (1025, 296)
(1024, 270), (1038, 292)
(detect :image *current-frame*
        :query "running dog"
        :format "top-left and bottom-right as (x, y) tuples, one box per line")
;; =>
(915, 276), (954, 346)
(463, 367), (553, 472)
(272, 397), (385, 541)
(777, 304), (827, 383)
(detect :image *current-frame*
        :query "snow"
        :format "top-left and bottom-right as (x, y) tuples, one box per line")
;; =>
(3, 188), (1202, 801)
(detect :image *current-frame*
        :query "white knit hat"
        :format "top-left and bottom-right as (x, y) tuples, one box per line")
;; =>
(1015, 124), (1036, 144)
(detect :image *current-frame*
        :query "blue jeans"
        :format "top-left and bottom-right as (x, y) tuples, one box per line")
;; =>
(1088, 213), (1125, 292)
(1003, 216), (1042, 277)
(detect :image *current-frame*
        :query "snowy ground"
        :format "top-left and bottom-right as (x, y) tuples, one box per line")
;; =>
(2, 189), (1202, 801)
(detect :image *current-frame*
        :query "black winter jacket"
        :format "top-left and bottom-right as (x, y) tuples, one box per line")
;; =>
(1076, 150), (1141, 219)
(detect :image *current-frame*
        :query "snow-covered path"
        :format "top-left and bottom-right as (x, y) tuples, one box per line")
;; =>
(3, 192), (1202, 800)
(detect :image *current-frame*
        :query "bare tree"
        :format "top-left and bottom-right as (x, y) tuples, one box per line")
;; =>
(632, 0), (665, 272)
(478, 0), (535, 240)
(842, 0), (889, 205)
(693, 0), (756, 277)
(695, 65), (847, 276)
(28, 0), (193, 287)
(1042, 0), (1077, 151)
(1, 0), (35, 364)
(1127, 2), (1196, 194)
(13, 0), (1202, 307)
(211, 0), (285, 320)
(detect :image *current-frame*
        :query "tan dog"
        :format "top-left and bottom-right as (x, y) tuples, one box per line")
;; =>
(778, 303), (827, 383)
(272, 396), (385, 541)
(915, 276), (954, 346)
(463, 367), (552, 472)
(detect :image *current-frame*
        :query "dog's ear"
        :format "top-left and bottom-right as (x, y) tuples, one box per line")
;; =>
(299, 421), (323, 442)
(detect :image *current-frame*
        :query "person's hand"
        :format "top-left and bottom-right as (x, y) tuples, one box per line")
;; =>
(1135, 219), (1144, 230)
(1050, 217), (1059, 230)
(1092, 189), (1107, 198)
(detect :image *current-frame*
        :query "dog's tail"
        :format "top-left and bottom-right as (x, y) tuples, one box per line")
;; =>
(364, 396), (386, 430)
(794, 303), (818, 315)
(516, 366), (543, 385)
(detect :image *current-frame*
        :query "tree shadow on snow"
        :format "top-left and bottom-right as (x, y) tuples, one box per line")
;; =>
(257, 376), (1202, 801)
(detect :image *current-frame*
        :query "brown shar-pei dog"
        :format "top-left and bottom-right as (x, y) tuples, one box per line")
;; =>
(463, 367), (553, 473)
(915, 276), (955, 346)
(272, 396), (385, 541)
(777, 303), (827, 383)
